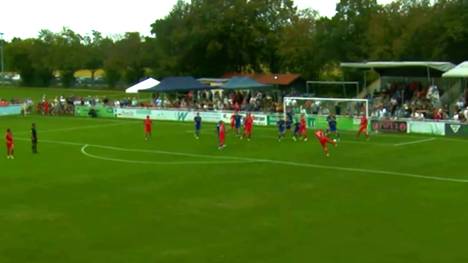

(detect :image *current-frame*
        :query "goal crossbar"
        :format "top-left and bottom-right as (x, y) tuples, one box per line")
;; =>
(283, 97), (369, 131)
(283, 96), (369, 121)
(285, 97), (368, 103)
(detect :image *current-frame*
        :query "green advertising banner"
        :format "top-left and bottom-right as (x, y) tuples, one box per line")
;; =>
(268, 114), (358, 131)
(313, 116), (359, 131)
(266, 114), (283, 125)
(267, 114), (315, 127)
(445, 123), (468, 137)
(75, 106), (115, 118)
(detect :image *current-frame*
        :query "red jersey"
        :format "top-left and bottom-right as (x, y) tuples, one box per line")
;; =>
(360, 116), (368, 127)
(144, 118), (152, 130)
(300, 118), (306, 130)
(314, 130), (330, 145)
(231, 114), (235, 123)
(245, 116), (253, 128)
(314, 130), (326, 140)
(219, 123), (225, 136)
(6, 132), (13, 145)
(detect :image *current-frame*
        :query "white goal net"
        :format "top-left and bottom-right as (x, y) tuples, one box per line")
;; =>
(283, 97), (369, 131)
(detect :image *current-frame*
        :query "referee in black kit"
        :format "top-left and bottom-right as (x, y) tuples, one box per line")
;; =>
(31, 123), (38, 154)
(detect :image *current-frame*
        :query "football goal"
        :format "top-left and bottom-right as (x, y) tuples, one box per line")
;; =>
(283, 96), (369, 131)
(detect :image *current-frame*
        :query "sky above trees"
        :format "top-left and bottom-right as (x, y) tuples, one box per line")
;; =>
(4, 0), (466, 88)
(0, 0), (394, 40)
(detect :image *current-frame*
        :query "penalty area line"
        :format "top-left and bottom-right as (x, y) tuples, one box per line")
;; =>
(14, 137), (468, 184)
(80, 144), (256, 166)
(81, 144), (468, 183)
(394, 137), (436, 147)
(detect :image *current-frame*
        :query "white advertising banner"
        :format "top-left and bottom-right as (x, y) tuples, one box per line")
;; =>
(115, 108), (268, 126)
(408, 121), (446, 136)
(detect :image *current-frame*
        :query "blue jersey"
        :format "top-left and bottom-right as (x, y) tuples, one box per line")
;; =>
(285, 119), (292, 129)
(194, 116), (202, 129)
(294, 122), (301, 133)
(234, 115), (242, 128)
(277, 120), (286, 133)
(327, 116), (337, 132)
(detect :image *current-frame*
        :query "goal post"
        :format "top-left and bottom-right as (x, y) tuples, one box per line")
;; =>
(283, 97), (369, 131)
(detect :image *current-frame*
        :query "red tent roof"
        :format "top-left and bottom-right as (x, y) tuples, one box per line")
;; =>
(222, 73), (301, 86)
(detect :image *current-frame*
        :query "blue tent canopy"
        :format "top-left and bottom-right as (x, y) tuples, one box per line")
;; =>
(140, 77), (211, 93)
(221, 77), (271, 90)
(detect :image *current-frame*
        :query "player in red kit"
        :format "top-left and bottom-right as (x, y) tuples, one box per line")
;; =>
(144, 115), (152, 141)
(242, 113), (254, 141)
(230, 113), (236, 131)
(5, 128), (14, 159)
(217, 121), (226, 149)
(299, 114), (308, 141)
(43, 101), (49, 115)
(314, 129), (337, 157)
(356, 114), (369, 140)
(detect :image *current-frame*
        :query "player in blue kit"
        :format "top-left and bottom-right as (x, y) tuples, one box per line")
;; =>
(292, 121), (301, 141)
(234, 112), (242, 136)
(277, 117), (286, 142)
(285, 111), (293, 134)
(326, 113), (340, 140)
(194, 113), (202, 139)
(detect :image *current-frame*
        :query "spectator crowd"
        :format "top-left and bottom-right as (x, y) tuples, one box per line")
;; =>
(368, 81), (468, 123)
(150, 91), (284, 113)
(1, 86), (467, 123)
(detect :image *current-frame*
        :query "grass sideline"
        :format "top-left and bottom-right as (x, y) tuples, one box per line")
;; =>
(0, 114), (467, 263)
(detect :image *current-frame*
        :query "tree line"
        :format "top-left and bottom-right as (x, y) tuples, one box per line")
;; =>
(2, 0), (467, 88)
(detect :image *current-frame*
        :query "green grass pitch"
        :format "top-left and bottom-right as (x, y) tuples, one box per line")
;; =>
(0, 114), (468, 263)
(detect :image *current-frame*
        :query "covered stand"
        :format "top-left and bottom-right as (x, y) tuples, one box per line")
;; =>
(443, 62), (468, 108)
(140, 76), (211, 93)
(443, 62), (468, 78)
(341, 61), (455, 79)
(221, 77), (271, 90)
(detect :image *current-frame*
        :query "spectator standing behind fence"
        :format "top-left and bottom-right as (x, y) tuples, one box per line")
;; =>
(433, 109), (443, 121)
(465, 107), (468, 121)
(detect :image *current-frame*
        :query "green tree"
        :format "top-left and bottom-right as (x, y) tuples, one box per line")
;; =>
(7, 37), (54, 86)
(277, 9), (321, 79)
(331, 0), (380, 61)
(83, 31), (105, 85)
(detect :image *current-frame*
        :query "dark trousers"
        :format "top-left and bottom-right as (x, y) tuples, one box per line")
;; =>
(32, 140), (38, 153)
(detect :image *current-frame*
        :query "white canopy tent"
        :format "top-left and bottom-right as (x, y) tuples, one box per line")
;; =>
(125, 78), (159, 94)
(442, 62), (468, 78)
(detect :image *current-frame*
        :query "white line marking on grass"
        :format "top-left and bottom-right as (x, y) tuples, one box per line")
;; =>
(80, 144), (254, 166)
(16, 137), (468, 184)
(16, 138), (84, 146)
(16, 121), (135, 135)
(394, 138), (436, 147)
(184, 130), (394, 146)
